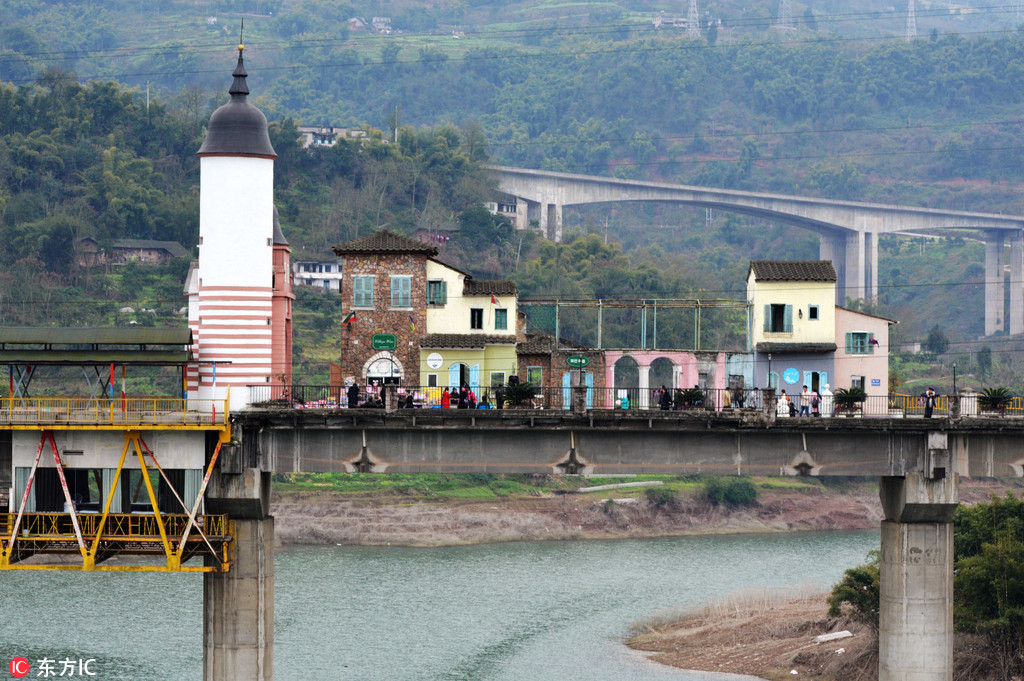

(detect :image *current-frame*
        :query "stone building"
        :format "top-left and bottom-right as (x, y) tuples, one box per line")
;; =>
(332, 229), (519, 394)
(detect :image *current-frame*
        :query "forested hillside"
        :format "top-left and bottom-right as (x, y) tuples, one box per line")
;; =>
(2, 0), (1024, 386)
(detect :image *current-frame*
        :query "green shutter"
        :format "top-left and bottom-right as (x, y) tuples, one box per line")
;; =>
(763, 305), (771, 332)
(845, 332), (852, 354)
(784, 305), (793, 333)
(868, 333), (875, 354)
(440, 281), (447, 305)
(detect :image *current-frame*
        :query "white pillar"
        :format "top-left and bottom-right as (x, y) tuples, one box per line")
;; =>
(819, 233), (846, 305)
(985, 231), (1004, 336)
(844, 231), (866, 304)
(868, 230), (879, 300)
(545, 203), (563, 242)
(1010, 231), (1023, 335)
(638, 364), (650, 409)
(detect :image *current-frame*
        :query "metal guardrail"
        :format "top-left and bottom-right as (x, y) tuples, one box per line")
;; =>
(249, 385), (1017, 418)
(0, 397), (229, 427)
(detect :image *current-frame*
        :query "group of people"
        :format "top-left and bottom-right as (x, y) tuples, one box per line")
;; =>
(777, 384), (834, 417)
(440, 385), (486, 409)
(654, 385), (765, 411)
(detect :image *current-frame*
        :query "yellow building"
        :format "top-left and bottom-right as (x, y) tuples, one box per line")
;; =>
(419, 260), (518, 401)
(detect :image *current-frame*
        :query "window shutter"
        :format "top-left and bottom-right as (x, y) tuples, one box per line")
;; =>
(845, 332), (852, 354)
(869, 333), (875, 354)
(440, 281), (447, 305)
(784, 305), (793, 333)
(763, 305), (771, 332)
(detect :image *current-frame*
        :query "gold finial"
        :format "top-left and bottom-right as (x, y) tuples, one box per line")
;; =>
(238, 44), (245, 51)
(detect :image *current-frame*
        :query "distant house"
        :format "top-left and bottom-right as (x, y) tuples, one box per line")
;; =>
(292, 258), (343, 291)
(371, 16), (392, 33)
(348, 17), (367, 31)
(78, 238), (189, 267)
(297, 125), (369, 149)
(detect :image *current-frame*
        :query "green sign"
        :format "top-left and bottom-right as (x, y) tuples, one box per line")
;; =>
(566, 354), (590, 368)
(371, 334), (397, 350)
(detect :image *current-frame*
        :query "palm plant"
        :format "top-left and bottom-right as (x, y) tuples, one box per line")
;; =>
(978, 386), (1012, 413)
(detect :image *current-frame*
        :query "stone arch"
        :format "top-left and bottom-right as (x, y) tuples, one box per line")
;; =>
(362, 351), (404, 381)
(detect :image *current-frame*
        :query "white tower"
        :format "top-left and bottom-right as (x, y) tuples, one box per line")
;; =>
(187, 45), (278, 412)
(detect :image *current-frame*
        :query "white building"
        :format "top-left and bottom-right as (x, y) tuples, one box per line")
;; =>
(293, 258), (343, 291)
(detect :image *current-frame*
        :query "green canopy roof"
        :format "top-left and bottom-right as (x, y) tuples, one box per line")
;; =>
(0, 327), (193, 365)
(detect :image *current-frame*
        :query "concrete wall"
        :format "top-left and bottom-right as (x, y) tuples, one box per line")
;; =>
(11, 430), (207, 469)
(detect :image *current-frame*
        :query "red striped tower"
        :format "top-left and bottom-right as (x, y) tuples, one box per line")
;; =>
(187, 44), (280, 411)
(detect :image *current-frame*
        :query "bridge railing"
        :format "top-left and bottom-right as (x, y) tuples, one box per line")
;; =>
(246, 385), (1008, 418)
(0, 396), (229, 427)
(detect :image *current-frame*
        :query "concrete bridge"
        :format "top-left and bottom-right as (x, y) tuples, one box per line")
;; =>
(487, 164), (1024, 336)
(8, 399), (1024, 681)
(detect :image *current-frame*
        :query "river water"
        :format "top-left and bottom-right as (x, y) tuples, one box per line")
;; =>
(0, 531), (879, 680)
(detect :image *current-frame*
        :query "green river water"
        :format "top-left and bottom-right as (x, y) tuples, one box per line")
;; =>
(0, 531), (879, 680)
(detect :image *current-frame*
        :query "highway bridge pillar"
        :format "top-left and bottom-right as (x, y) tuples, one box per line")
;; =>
(878, 471), (959, 681)
(1010, 231), (1024, 335)
(844, 231), (866, 303)
(985, 231), (1005, 336)
(203, 464), (274, 681)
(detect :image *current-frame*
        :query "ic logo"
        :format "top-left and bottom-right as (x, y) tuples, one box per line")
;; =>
(8, 657), (30, 678)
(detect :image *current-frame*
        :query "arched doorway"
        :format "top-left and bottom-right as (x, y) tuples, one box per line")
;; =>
(614, 356), (639, 407)
(363, 352), (403, 386)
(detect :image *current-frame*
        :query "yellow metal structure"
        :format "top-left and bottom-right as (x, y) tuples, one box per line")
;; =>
(1, 418), (234, 573)
(0, 396), (229, 430)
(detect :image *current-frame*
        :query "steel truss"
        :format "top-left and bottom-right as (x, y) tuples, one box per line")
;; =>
(0, 430), (231, 572)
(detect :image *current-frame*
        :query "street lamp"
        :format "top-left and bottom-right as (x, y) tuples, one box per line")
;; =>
(953, 361), (957, 395)
(767, 352), (772, 389)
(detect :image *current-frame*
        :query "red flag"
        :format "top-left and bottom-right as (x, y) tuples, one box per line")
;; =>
(491, 294), (497, 305)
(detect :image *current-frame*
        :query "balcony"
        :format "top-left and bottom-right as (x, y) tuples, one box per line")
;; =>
(0, 397), (229, 429)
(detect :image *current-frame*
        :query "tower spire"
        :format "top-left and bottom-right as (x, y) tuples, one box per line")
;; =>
(230, 20), (248, 97)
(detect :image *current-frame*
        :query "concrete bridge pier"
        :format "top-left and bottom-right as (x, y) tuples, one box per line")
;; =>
(985, 231), (1005, 336)
(203, 459), (275, 681)
(1010, 230), (1024, 335)
(878, 469), (959, 681)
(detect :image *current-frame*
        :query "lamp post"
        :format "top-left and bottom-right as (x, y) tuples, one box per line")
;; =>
(953, 361), (957, 395)
(767, 353), (772, 389)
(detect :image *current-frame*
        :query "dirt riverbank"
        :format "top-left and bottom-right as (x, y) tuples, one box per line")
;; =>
(270, 477), (1017, 547)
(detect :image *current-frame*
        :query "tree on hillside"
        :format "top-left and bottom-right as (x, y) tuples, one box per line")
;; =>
(925, 325), (949, 354)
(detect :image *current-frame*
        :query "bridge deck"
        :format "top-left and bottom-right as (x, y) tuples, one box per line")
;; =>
(0, 397), (228, 430)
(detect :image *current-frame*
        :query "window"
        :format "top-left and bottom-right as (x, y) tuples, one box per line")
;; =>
(427, 374), (437, 387)
(763, 304), (793, 333)
(808, 305), (819, 320)
(846, 332), (875, 355)
(851, 375), (865, 389)
(353, 276), (374, 307)
(527, 366), (543, 385)
(490, 372), (505, 387)
(426, 280), (447, 306)
(728, 375), (744, 390)
(768, 371), (779, 389)
(494, 308), (507, 330)
(470, 308), (483, 329)
(391, 276), (412, 308)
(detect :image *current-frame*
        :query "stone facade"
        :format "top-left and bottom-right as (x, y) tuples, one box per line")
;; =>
(337, 252), (429, 386)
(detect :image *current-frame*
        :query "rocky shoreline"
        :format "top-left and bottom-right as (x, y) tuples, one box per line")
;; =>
(269, 477), (1015, 547)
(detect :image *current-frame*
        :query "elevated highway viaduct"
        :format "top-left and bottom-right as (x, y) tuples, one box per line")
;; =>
(227, 405), (1024, 681)
(487, 164), (1024, 336)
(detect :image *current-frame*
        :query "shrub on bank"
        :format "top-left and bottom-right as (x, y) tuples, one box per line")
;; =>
(645, 487), (678, 507)
(703, 477), (758, 507)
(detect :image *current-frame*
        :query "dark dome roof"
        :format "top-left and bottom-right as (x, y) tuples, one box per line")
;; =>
(197, 49), (277, 159)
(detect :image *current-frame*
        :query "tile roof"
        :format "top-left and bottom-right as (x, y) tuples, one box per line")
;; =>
(749, 260), (836, 282)
(517, 333), (591, 354)
(463, 279), (517, 296)
(755, 342), (838, 354)
(420, 333), (517, 349)
(112, 239), (190, 258)
(332, 229), (439, 256)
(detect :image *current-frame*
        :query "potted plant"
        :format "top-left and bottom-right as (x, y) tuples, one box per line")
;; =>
(675, 387), (708, 410)
(502, 380), (538, 409)
(978, 386), (1012, 415)
(833, 387), (867, 416)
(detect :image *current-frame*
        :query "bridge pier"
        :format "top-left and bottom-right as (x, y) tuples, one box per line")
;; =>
(878, 471), (958, 681)
(1010, 231), (1024, 335)
(203, 463), (274, 681)
(985, 231), (1005, 336)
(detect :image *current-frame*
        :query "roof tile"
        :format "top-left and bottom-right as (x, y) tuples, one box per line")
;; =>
(332, 229), (439, 256)
(749, 260), (837, 282)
